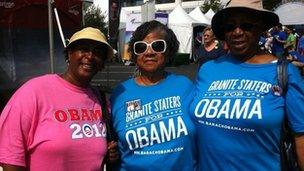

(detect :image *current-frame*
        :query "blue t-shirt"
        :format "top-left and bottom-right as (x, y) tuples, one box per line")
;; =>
(272, 31), (287, 54)
(298, 36), (304, 53)
(111, 73), (197, 171)
(190, 54), (304, 171)
(290, 51), (304, 63)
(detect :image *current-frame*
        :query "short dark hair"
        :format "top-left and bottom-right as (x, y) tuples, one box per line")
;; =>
(277, 23), (283, 29)
(128, 20), (179, 63)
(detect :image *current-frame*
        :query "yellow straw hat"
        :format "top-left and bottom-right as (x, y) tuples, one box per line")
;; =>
(66, 27), (114, 59)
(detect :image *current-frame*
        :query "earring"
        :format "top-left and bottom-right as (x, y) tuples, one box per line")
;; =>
(66, 59), (70, 65)
(133, 66), (141, 77)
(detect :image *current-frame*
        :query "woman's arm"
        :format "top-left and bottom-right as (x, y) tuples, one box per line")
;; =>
(295, 135), (304, 171)
(2, 164), (26, 171)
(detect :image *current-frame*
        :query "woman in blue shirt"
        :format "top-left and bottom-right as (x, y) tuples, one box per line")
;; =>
(111, 20), (197, 171)
(190, 0), (304, 170)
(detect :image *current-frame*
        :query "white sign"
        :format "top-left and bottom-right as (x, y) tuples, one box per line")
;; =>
(155, 12), (168, 25)
(126, 12), (142, 32)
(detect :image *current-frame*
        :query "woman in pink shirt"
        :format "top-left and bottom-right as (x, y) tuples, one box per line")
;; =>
(0, 27), (118, 171)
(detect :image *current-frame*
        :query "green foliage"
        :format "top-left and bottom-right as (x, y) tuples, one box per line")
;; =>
(83, 5), (108, 35)
(200, 0), (224, 13)
(263, 0), (282, 10)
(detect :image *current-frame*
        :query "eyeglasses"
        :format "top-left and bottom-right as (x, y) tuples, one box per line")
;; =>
(133, 39), (167, 55)
(223, 23), (258, 32)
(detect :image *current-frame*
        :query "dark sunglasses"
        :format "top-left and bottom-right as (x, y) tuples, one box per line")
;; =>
(223, 23), (258, 32)
(74, 43), (107, 57)
(133, 39), (167, 55)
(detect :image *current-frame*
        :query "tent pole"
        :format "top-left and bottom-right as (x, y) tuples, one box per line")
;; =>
(54, 7), (66, 48)
(48, 0), (55, 73)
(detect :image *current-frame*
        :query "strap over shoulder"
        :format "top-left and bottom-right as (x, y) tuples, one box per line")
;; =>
(277, 58), (288, 96)
(91, 86), (117, 142)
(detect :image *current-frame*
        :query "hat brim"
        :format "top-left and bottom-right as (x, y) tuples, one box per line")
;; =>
(66, 38), (114, 60)
(211, 7), (279, 40)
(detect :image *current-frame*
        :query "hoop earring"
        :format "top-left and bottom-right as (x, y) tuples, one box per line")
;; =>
(66, 59), (70, 65)
(133, 66), (141, 77)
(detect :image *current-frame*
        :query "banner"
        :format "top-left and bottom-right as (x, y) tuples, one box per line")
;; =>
(155, 12), (168, 25)
(126, 12), (142, 32)
(122, 12), (142, 62)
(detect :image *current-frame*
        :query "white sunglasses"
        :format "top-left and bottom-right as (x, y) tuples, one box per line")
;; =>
(133, 39), (167, 55)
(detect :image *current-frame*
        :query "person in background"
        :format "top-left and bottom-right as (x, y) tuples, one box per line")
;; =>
(286, 44), (304, 76)
(298, 32), (304, 56)
(285, 27), (297, 51)
(190, 0), (304, 170)
(258, 31), (266, 51)
(194, 26), (226, 67)
(264, 31), (273, 53)
(0, 27), (118, 171)
(272, 23), (287, 59)
(110, 20), (197, 170)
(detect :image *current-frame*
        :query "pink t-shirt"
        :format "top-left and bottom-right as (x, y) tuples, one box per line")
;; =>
(0, 74), (107, 171)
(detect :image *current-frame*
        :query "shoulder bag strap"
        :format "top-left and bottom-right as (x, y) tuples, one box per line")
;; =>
(277, 58), (288, 96)
(92, 86), (116, 142)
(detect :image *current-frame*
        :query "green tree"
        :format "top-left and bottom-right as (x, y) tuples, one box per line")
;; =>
(83, 5), (108, 35)
(200, 0), (224, 13)
(263, 0), (282, 10)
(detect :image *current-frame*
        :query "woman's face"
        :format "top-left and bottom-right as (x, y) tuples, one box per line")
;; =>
(67, 40), (105, 84)
(203, 30), (215, 44)
(224, 11), (263, 58)
(135, 31), (166, 73)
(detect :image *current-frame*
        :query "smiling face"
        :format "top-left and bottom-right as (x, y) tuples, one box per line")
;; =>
(65, 40), (106, 87)
(135, 31), (166, 74)
(224, 11), (263, 59)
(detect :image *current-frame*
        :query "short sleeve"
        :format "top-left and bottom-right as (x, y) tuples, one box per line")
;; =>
(0, 87), (36, 167)
(285, 64), (304, 133)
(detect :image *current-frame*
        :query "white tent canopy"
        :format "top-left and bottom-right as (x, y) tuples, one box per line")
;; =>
(204, 9), (215, 20)
(189, 6), (211, 25)
(169, 4), (203, 53)
(274, 2), (304, 25)
(169, 4), (200, 26)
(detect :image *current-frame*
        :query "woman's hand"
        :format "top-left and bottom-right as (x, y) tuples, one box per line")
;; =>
(107, 141), (119, 163)
(295, 135), (304, 171)
(2, 164), (26, 171)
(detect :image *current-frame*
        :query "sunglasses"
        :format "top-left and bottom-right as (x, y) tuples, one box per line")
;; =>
(133, 39), (167, 55)
(223, 23), (258, 32)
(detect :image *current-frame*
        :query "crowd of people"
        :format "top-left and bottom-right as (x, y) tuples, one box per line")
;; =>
(0, 0), (304, 171)
(259, 23), (304, 75)
(194, 13), (304, 76)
